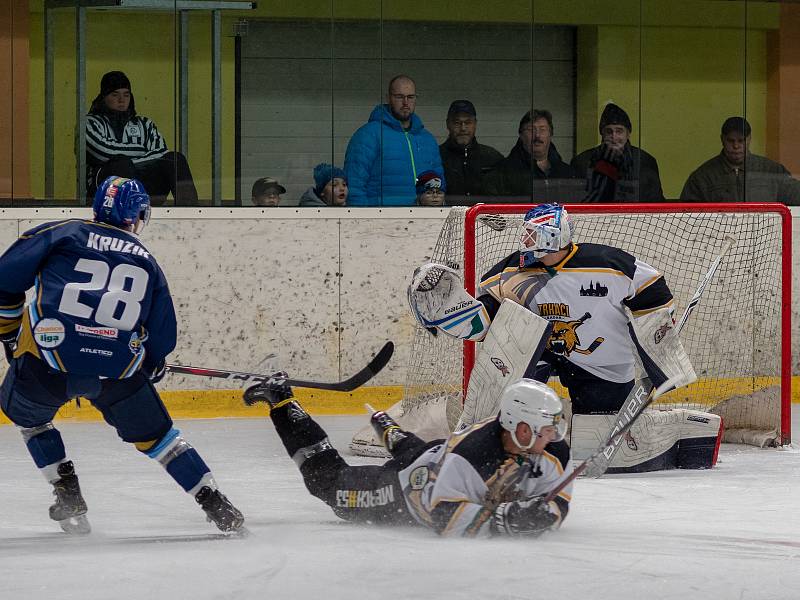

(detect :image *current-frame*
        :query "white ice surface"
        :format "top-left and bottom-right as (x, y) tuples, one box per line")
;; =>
(1, 414), (799, 600)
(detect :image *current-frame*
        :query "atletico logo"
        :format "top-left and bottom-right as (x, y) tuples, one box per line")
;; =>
(491, 357), (510, 376)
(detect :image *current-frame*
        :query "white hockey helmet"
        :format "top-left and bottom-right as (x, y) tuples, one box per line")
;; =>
(498, 378), (567, 450)
(519, 203), (574, 260)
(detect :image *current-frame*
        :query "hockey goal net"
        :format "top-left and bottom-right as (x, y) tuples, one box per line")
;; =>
(350, 203), (792, 456)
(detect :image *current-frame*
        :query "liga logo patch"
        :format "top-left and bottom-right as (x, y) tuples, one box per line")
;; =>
(33, 318), (65, 348)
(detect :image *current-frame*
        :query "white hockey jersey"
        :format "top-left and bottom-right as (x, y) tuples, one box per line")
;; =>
(479, 243), (673, 383)
(397, 418), (573, 537)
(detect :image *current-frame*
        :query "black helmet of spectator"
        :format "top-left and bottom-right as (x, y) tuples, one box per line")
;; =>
(90, 71), (136, 116)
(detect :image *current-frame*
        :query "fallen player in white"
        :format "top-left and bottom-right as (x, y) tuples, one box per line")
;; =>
(245, 375), (573, 538)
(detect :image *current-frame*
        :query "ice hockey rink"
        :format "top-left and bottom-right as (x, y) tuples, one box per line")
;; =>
(1, 412), (798, 600)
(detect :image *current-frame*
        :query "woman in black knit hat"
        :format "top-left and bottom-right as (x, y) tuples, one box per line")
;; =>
(85, 71), (198, 206)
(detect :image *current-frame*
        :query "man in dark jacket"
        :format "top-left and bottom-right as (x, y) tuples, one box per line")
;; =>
(484, 109), (576, 198)
(571, 103), (664, 203)
(438, 100), (503, 198)
(680, 116), (800, 205)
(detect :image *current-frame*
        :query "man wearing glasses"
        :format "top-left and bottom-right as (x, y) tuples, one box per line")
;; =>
(344, 75), (443, 206)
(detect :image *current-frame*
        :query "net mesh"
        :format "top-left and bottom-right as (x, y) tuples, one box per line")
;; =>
(401, 205), (788, 446)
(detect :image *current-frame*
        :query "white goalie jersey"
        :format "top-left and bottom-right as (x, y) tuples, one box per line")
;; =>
(479, 243), (674, 384)
(397, 419), (573, 537)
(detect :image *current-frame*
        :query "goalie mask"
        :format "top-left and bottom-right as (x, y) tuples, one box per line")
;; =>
(498, 378), (567, 450)
(519, 203), (573, 267)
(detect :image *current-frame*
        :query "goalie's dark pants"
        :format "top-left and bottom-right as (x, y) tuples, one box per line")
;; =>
(270, 403), (434, 526)
(535, 351), (634, 414)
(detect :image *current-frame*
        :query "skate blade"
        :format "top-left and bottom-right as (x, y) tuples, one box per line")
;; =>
(58, 514), (91, 535)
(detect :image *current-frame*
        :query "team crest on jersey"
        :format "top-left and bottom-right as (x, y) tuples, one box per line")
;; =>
(547, 311), (605, 357)
(654, 322), (671, 344)
(34, 318), (65, 349)
(408, 466), (429, 490)
(579, 280), (608, 297)
(490, 357), (510, 376)
(128, 330), (147, 355)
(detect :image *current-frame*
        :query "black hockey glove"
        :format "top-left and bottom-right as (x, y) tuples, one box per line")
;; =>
(0, 328), (19, 363)
(146, 359), (167, 384)
(243, 372), (293, 408)
(490, 497), (559, 538)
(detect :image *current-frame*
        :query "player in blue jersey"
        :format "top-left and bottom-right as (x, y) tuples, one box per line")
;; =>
(0, 176), (243, 534)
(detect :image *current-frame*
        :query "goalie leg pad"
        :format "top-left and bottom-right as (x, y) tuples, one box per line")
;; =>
(456, 300), (552, 431)
(571, 408), (723, 473)
(571, 412), (679, 473)
(676, 409), (723, 469)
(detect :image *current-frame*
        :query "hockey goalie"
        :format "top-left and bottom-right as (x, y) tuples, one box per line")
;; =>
(356, 203), (723, 474)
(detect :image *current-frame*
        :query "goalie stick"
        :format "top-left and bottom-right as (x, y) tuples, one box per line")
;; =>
(577, 234), (736, 479)
(165, 341), (394, 392)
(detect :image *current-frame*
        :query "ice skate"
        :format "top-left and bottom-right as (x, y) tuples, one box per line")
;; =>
(366, 403), (408, 452)
(49, 461), (91, 535)
(195, 486), (245, 533)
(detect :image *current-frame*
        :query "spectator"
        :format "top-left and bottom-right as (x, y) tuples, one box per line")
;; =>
(571, 103), (664, 202)
(483, 109), (575, 196)
(680, 117), (800, 205)
(438, 100), (503, 197)
(415, 171), (446, 206)
(252, 177), (285, 206)
(344, 75), (443, 206)
(300, 164), (348, 207)
(86, 71), (198, 206)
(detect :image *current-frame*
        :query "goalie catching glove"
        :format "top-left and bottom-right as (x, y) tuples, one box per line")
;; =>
(490, 496), (562, 538)
(407, 263), (490, 341)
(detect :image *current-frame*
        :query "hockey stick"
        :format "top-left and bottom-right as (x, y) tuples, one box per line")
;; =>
(578, 235), (736, 478)
(165, 341), (394, 392)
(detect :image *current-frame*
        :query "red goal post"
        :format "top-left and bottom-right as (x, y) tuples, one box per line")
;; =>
(458, 202), (792, 446)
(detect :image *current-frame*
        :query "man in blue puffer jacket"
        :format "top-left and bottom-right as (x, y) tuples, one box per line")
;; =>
(345, 75), (444, 206)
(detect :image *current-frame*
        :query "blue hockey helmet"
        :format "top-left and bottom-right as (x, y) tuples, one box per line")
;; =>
(93, 176), (151, 233)
(520, 203), (574, 263)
